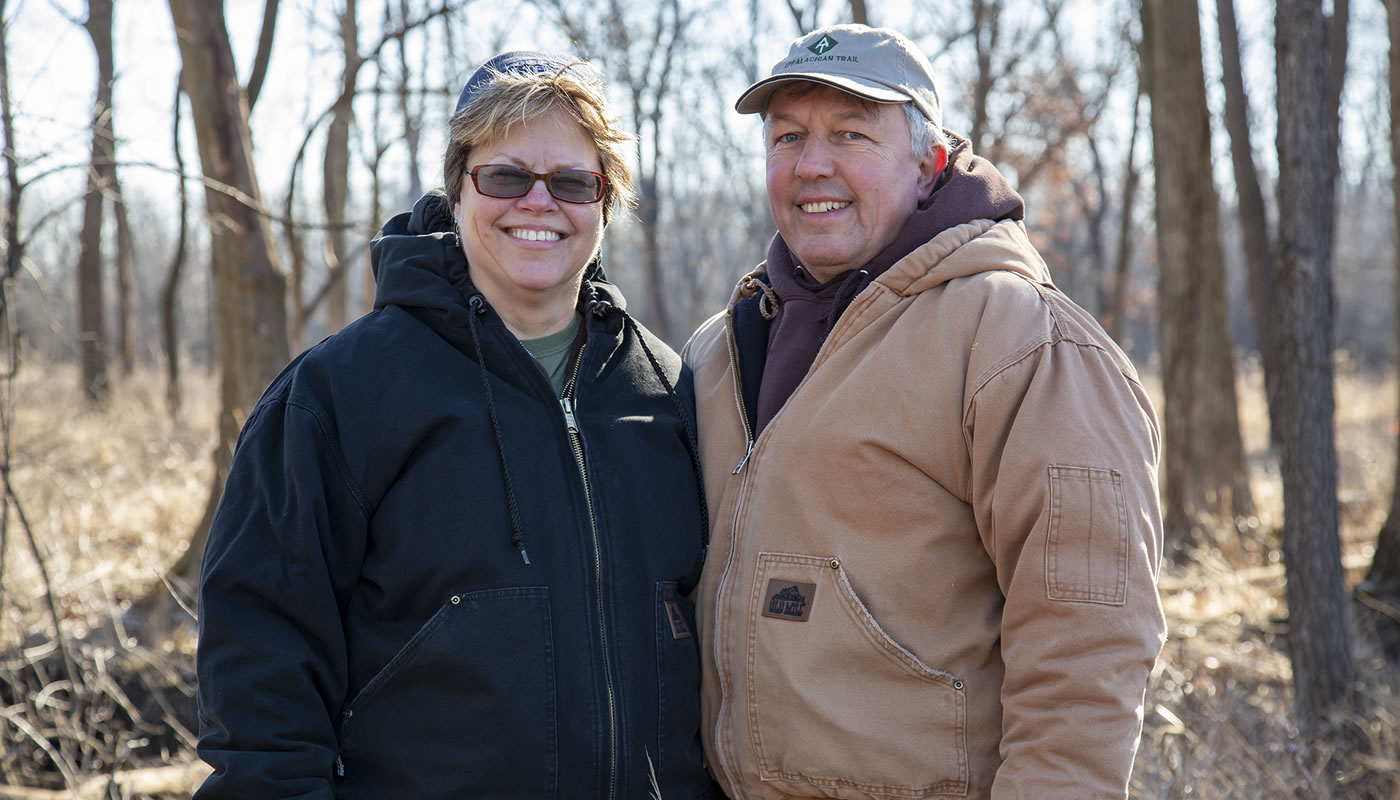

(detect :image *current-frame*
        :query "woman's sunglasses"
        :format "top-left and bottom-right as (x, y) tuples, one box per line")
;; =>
(467, 164), (609, 204)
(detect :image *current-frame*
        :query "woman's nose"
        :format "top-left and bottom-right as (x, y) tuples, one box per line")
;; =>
(516, 177), (559, 210)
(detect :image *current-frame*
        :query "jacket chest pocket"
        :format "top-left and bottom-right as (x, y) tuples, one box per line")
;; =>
(336, 586), (557, 798)
(745, 552), (968, 800)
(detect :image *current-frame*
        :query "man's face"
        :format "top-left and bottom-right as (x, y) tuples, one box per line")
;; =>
(764, 85), (939, 283)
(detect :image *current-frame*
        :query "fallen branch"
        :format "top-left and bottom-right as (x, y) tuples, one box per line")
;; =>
(0, 760), (210, 799)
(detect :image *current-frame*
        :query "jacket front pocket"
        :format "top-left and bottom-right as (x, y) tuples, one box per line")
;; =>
(747, 553), (968, 800)
(336, 586), (556, 798)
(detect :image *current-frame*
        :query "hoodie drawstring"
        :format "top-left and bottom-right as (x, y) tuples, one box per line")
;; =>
(467, 294), (532, 565)
(463, 289), (707, 579)
(620, 313), (711, 592)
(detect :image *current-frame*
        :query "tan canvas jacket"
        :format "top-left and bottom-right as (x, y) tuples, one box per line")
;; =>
(682, 219), (1166, 800)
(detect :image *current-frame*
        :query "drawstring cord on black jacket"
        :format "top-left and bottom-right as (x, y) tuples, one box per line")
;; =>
(464, 284), (709, 582)
(467, 294), (532, 565)
(619, 312), (711, 591)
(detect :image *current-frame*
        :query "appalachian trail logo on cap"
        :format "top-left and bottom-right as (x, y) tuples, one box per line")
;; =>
(807, 33), (838, 55)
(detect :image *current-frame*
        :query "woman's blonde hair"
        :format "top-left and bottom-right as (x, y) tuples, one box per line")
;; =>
(444, 61), (636, 225)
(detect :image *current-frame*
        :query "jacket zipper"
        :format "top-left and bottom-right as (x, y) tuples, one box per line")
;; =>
(560, 343), (618, 800)
(709, 312), (756, 796)
(724, 312), (756, 474)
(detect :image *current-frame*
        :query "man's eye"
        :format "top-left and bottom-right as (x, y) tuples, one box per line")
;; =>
(775, 132), (799, 144)
(841, 131), (867, 141)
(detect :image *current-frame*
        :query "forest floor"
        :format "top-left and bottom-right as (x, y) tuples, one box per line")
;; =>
(1, 361), (1398, 798)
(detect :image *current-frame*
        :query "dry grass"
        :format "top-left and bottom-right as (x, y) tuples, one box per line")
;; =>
(2, 359), (1398, 797)
(3, 363), (213, 649)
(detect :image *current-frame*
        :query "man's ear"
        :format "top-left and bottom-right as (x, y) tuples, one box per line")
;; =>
(917, 145), (948, 205)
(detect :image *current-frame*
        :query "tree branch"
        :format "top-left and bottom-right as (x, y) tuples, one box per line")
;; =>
(244, 0), (281, 110)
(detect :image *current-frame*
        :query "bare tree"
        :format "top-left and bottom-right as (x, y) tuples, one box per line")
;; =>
(152, 0), (291, 618)
(113, 178), (134, 373)
(393, 0), (425, 202)
(1217, 0), (1278, 446)
(1104, 78), (1142, 343)
(0, 0), (20, 286)
(161, 71), (189, 418)
(76, 0), (115, 404)
(936, 0), (1109, 199)
(540, 0), (700, 340)
(1359, 0), (1400, 665)
(1141, 0), (1252, 549)
(777, 0), (868, 31)
(323, 0), (363, 335)
(287, 0), (458, 344)
(245, 0), (281, 110)
(1273, 0), (1353, 730)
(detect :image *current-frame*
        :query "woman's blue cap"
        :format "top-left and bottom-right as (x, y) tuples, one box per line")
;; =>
(454, 51), (586, 116)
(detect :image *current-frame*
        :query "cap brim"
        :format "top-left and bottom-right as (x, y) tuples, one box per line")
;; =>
(734, 73), (909, 114)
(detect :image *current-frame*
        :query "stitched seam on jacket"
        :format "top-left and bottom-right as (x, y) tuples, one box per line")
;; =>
(284, 397), (372, 518)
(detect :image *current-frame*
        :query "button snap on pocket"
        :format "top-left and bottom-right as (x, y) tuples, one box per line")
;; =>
(450, 595), (461, 605)
(953, 680), (964, 690)
(829, 559), (840, 569)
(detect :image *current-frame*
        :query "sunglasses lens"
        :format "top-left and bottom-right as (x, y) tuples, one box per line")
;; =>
(475, 165), (533, 198)
(549, 171), (604, 203)
(471, 165), (605, 203)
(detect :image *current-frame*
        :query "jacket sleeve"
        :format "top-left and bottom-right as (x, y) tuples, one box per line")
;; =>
(966, 336), (1166, 799)
(193, 396), (369, 800)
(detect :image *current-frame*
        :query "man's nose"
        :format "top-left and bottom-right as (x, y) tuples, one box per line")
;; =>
(794, 138), (836, 180)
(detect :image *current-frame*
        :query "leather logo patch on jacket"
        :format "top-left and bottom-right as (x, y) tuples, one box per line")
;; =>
(664, 600), (692, 639)
(761, 580), (816, 621)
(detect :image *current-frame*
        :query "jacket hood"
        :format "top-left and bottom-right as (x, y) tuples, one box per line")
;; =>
(369, 190), (624, 321)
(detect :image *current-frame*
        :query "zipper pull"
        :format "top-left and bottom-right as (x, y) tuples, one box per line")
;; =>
(732, 438), (754, 475)
(335, 755), (345, 777)
(561, 397), (579, 432)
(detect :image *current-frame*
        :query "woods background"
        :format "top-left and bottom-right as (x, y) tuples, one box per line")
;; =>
(2, 0), (1400, 797)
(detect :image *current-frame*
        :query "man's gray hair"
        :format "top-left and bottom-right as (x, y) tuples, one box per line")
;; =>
(904, 102), (949, 163)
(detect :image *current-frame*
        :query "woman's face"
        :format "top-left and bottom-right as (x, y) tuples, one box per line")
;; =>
(455, 108), (605, 323)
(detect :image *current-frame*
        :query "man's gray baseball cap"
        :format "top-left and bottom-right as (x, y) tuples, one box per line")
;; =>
(735, 24), (942, 129)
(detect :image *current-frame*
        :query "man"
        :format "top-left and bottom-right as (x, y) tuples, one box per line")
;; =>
(683, 23), (1166, 799)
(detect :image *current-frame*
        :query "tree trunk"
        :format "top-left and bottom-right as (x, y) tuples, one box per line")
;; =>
(847, 0), (869, 26)
(395, 0), (422, 203)
(633, 88), (670, 339)
(1, 0), (21, 284)
(161, 70), (188, 419)
(113, 177), (134, 374)
(322, 0), (359, 336)
(1217, 0), (1279, 447)
(1106, 81), (1141, 344)
(969, 0), (998, 154)
(77, 0), (114, 405)
(1359, 0), (1400, 663)
(1141, 0), (1253, 550)
(149, 0), (290, 623)
(1274, 0), (1353, 731)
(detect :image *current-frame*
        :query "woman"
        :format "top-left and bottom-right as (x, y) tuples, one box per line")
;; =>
(193, 51), (715, 799)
